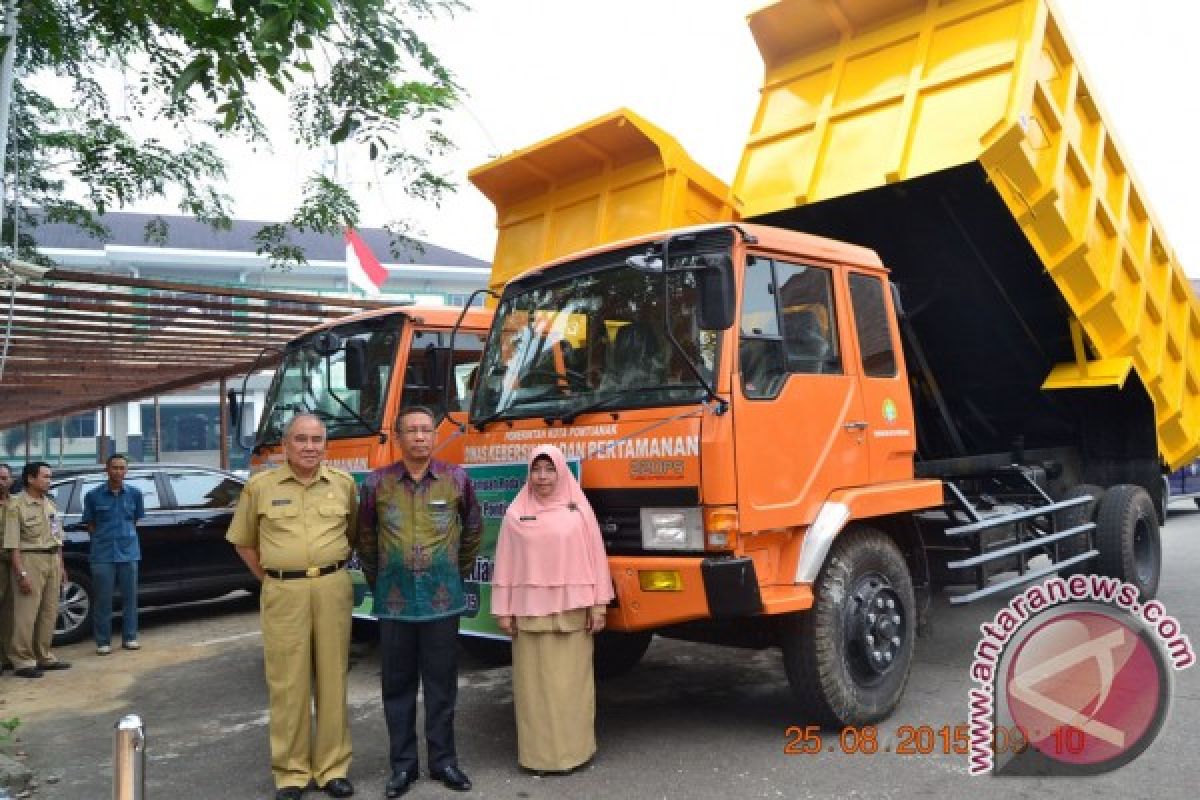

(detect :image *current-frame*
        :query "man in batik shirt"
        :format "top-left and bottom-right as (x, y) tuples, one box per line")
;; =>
(356, 406), (482, 797)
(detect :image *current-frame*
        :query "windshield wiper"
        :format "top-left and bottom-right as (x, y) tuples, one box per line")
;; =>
(472, 409), (508, 432)
(544, 391), (629, 425)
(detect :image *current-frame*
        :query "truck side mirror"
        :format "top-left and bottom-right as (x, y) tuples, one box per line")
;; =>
(697, 254), (736, 331)
(226, 388), (241, 428)
(344, 339), (368, 390)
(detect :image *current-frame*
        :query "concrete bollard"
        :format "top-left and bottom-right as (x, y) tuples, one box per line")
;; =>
(112, 714), (145, 800)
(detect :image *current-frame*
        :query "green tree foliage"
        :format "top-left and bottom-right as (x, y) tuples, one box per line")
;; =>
(1, 0), (464, 267)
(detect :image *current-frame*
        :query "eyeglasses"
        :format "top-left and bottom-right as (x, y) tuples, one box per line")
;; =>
(402, 427), (436, 435)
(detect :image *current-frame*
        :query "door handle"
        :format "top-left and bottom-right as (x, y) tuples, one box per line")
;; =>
(843, 421), (869, 431)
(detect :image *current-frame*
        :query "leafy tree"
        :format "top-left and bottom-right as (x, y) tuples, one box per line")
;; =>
(1, 0), (464, 267)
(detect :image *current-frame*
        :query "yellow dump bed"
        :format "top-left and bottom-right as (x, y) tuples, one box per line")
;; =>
(735, 0), (1200, 468)
(469, 109), (737, 294)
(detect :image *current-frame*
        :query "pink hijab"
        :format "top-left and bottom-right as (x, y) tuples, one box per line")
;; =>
(491, 445), (614, 617)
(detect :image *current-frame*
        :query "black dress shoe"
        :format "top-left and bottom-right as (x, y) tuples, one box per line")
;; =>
(322, 777), (354, 797)
(38, 661), (71, 670)
(275, 788), (303, 800)
(431, 765), (471, 791)
(13, 667), (43, 678)
(384, 770), (416, 798)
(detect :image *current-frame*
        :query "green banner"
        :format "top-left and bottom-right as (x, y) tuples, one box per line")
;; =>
(350, 460), (580, 639)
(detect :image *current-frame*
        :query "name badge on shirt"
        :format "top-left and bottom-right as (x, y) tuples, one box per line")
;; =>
(519, 515), (537, 521)
(429, 500), (448, 510)
(271, 499), (292, 507)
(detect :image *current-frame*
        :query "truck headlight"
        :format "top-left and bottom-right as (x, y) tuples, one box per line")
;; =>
(640, 507), (703, 551)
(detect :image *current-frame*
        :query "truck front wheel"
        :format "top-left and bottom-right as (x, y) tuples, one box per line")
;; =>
(1094, 484), (1162, 601)
(777, 526), (915, 727)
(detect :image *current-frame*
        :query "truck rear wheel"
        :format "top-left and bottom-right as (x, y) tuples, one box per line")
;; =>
(1055, 484), (1104, 578)
(1094, 484), (1161, 601)
(777, 526), (915, 727)
(593, 631), (653, 679)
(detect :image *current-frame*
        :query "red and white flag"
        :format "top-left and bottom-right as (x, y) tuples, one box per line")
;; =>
(345, 228), (388, 297)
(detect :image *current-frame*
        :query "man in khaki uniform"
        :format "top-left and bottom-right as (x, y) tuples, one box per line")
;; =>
(227, 414), (358, 800)
(0, 463), (14, 674)
(3, 462), (72, 678)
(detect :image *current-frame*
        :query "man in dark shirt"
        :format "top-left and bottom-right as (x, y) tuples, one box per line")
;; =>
(81, 455), (145, 654)
(357, 406), (482, 797)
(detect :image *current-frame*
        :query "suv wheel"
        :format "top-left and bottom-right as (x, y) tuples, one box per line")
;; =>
(55, 565), (94, 646)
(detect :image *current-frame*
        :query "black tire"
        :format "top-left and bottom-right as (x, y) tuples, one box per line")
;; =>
(777, 526), (915, 727)
(593, 631), (652, 680)
(1055, 484), (1104, 578)
(54, 564), (93, 646)
(1094, 484), (1162, 600)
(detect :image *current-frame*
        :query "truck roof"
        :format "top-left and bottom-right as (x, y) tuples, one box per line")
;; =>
(296, 304), (493, 335)
(503, 222), (886, 289)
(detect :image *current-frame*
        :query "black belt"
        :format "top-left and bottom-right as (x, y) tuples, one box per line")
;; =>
(22, 547), (60, 554)
(264, 560), (346, 580)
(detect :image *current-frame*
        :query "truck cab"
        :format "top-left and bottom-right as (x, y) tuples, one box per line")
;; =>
(248, 306), (493, 473)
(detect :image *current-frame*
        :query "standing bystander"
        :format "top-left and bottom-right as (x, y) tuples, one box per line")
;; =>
(3, 462), (71, 678)
(82, 454), (145, 655)
(226, 414), (359, 800)
(0, 463), (13, 674)
(356, 406), (482, 797)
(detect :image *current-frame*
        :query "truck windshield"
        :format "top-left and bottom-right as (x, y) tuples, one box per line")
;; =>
(258, 318), (399, 444)
(471, 258), (719, 424)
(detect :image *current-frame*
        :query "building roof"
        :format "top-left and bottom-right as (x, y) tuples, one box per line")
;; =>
(32, 211), (487, 268)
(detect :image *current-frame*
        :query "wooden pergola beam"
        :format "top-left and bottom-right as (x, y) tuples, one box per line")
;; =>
(16, 284), (360, 319)
(9, 299), (315, 333)
(43, 268), (397, 310)
(5, 317), (297, 346)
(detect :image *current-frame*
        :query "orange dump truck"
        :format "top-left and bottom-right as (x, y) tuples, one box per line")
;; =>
(457, 0), (1198, 725)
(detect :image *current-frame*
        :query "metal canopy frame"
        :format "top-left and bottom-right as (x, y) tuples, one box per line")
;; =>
(0, 267), (393, 430)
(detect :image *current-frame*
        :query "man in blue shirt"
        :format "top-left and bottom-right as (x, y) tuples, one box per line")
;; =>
(82, 455), (145, 655)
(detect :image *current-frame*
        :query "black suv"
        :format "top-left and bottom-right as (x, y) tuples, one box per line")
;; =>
(40, 464), (255, 644)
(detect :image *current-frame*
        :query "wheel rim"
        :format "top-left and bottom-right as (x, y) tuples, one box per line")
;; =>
(56, 579), (90, 637)
(1133, 515), (1159, 588)
(843, 572), (907, 686)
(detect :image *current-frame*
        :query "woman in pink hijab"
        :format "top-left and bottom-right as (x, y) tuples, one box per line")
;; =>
(491, 444), (614, 773)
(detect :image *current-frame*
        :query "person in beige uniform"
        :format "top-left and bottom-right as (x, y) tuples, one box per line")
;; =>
(0, 463), (14, 675)
(3, 462), (72, 679)
(227, 415), (358, 800)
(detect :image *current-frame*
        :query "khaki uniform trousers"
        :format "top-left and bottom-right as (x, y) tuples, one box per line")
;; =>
(9, 551), (62, 670)
(0, 551), (13, 667)
(260, 569), (353, 789)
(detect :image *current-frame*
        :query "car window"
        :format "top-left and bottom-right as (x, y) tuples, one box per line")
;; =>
(77, 474), (163, 511)
(168, 472), (243, 510)
(50, 480), (75, 511)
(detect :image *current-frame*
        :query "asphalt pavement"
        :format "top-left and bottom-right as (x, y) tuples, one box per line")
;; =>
(7, 504), (1200, 799)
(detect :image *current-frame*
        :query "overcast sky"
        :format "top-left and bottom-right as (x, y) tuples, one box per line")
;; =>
(174, 0), (1200, 276)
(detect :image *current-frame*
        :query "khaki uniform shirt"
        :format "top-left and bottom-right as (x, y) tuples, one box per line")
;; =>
(2, 492), (63, 551)
(226, 463), (357, 571)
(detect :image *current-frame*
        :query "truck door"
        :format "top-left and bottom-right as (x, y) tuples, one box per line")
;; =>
(846, 272), (918, 483)
(732, 256), (869, 532)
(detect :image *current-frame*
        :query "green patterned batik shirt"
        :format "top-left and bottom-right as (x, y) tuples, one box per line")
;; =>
(355, 459), (482, 621)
